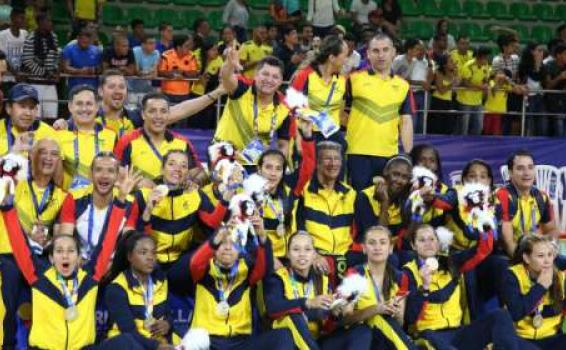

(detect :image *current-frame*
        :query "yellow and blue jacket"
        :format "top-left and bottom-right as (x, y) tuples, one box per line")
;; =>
(265, 267), (330, 350)
(0, 118), (56, 157)
(503, 264), (565, 340)
(106, 269), (171, 348)
(189, 238), (272, 337)
(1, 199), (126, 350)
(96, 107), (143, 138)
(296, 176), (357, 256)
(132, 187), (227, 264)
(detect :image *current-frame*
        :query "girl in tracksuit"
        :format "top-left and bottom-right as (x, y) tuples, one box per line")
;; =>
(181, 222), (293, 350)
(403, 224), (520, 350)
(0, 175), (144, 350)
(104, 230), (176, 350)
(264, 231), (371, 350)
(502, 235), (566, 349)
(343, 226), (416, 350)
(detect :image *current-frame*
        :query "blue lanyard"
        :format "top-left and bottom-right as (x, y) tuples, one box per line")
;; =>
(252, 95), (277, 149)
(57, 274), (78, 308)
(73, 129), (100, 172)
(266, 194), (285, 223)
(28, 179), (53, 216)
(6, 118), (14, 150)
(87, 196), (112, 255)
(289, 270), (313, 299)
(214, 261), (239, 302)
(519, 200), (537, 235)
(135, 273), (154, 319)
(142, 133), (164, 163)
(367, 266), (383, 303)
(323, 81), (337, 108)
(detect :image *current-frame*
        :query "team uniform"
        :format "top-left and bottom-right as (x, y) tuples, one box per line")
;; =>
(178, 238), (293, 350)
(345, 69), (413, 191)
(1, 199), (143, 350)
(214, 79), (291, 166)
(0, 178), (66, 348)
(57, 124), (117, 190)
(105, 269), (172, 348)
(96, 107), (144, 138)
(296, 177), (358, 281)
(239, 40), (273, 79)
(502, 263), (566, 349)
(114, 129), (202, 181)
(0, 118), (56, 156)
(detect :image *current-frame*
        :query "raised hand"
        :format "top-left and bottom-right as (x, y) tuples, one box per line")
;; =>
(116, 165), (143, 202)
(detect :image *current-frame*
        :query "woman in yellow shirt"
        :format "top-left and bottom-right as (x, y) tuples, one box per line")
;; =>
(429, 54), (457, 135)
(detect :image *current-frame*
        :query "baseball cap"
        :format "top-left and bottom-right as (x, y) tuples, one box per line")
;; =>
(8, 83), (39, 104)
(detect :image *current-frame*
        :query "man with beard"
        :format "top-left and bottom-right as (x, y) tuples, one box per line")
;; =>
(296, 141), (357, 283)
(114, 92), (206, 186)
(58, 152), (142, 260)
(354, 155), (412, 243)
(0, 138), (67, 349)
(57, 85), (117, 190)
(214, 50), (290, 167)
(0, 83), (55, 156)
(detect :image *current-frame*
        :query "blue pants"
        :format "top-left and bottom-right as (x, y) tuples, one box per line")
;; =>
(320, 324), (372, 350)
(0, 255), (21, 349)
(420, 309), (520, 350)
(83, 334), (144, 350)
(210, 329), (294, 350)
(525, 334), (566, 350)
(456, 103), (483, 135)
(347, 154), (389, 192)
(371, 316), (417, 350)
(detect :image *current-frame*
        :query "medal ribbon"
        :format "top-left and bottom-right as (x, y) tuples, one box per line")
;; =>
(266, 194), (285, 227)
(252, 94), (278, 149)
(135, 273), (154, 321)
(289, 270), (313, 300)
(73, 128), (100, 174)
(519, 200), (538, 235)
(367, 266), (383, 303)
(57, 274), (79, 308)
(215, 261), (239, 302)
(142, 132), (164, 163)
(86, 196), (113, 258)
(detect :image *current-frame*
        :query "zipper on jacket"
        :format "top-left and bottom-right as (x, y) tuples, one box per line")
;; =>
(65, 320), (69, 350)
(169, 196), (174, 262)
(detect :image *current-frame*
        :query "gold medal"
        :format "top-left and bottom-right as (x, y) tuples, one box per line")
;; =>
(216, 301), (230, 317)
(532, 314), (543, 329)
(65, 306), (78, 322)
(144, 317), (156, 330)
(276, 223), (286, 237)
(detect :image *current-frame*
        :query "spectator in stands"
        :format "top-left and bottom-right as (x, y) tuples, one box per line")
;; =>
(193, 18), (211, 51)
(215, 51), (290, 166)
(483, 69), (513, 136)
(379, 0), (401, 36)
(218, 25), (240, 58)
(429, 53), (457, 134)
(102, 34), (136, 76)
(342, 33), (361, 74)
(543, 38), (561, 66)
(188, 39), (223, 129)
(555, 24), (566, 45)
(20, 11), (59, 120)
(0, 8), (28, 88)
(544, 44), (566, 137)
(267, 23), (280, 48)
(223, 0), (250, 44)
(274, 25), (304, 81)
(346, 34), (413, 191)
(57, 85), (117, 190)
(455, 46), (490, 136)
(66, 0), (103, 38)
(392, 38), (431, 134)
(518, 42), (548, 136)
(300, 23), (314, 52)
(450, 34), (473, 73)
(128, 18), (145, 48)
(350, 0), (377, 35)
(239, 24), (273, 79)
(158, 34), (199, 105)
(496, 149), (558, 258)
(428, 19), (455, 52)
(156, 22), (174, 54)
(269, 0), (302, 27)
(307, 0), (343, 38)
(131, 36), (160, 107)
(493, 34), (524, 135)
(62, 28), (101, 90)
(429, 33), (449, 64)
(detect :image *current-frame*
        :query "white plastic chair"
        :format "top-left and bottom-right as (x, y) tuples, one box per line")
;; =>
(500, 165), (509, 183)
(449, 170), (462, 187)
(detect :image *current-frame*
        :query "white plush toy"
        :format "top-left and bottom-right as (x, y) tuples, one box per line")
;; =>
(229, 193), (257, 249)
(209, 142), (244, 187)
(0, 153), (28, 204)
(242, 173), (268, 206)
(331, 273), (368, 311)
(408, 166), (438, 219)
(176, 328), (210, 350)
(460, 183), (496, 233)
(435, 226), (455, 254)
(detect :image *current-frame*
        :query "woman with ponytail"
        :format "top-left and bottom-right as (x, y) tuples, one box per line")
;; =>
(104, 230), (175, 350)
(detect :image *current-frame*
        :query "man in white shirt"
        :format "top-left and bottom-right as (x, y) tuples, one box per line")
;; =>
(392, 38), (431, 133)
(342, 33), (361, 74)
(307, 0), (343, 38)
(0, 8), (28, 85)
(350, 0), (377, 26)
